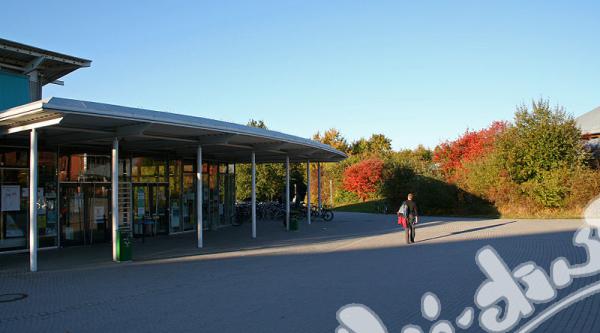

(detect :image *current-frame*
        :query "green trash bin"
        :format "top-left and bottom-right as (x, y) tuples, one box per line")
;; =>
(290, 216), (299, 231)
(116, 226), (132, 262)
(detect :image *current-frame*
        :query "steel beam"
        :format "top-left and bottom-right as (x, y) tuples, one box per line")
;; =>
(23, 56), (45, 75)
(50, 123), (151, 145)
(197, 133), (235, 144)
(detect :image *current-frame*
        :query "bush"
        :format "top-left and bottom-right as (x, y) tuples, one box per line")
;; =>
(381, 163), (498, 216)
(334, 189), (362, 206)
(564, 168), (600, 210)
(457, 152), (503, 198)
(342, 158), (385, 202)
(433, 121), (506, 182)
(497, 99), (587, 184)
(312, 99), (600, 218)
(520, 168), (569, 208)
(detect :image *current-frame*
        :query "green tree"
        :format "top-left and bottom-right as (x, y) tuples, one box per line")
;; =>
(351, 133), (392, 156)
(313, 128), (350, 154)
(498, 99), (586, 184)
(236, 119), (305, 202)
(496, 99), (588, 207)
(247, 119), (267, 129)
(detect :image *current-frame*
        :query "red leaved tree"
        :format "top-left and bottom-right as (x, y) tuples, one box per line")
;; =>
(433, 121), (507, 182)
(343, 158), (384, 202)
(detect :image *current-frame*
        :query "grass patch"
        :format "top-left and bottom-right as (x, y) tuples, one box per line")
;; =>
(334, 200), (583, 219)
(334, 200), (390, 214)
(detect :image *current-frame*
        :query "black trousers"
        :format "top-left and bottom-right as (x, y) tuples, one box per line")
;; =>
(405, 219), (415, 244)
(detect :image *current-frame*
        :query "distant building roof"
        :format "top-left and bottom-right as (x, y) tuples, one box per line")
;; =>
(576, 106), (600, 137)
(0, 38), (91, 84)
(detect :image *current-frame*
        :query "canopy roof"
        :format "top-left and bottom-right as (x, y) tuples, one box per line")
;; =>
(576, 106), (600, 137)
(0, 97), (346, 163)
(0, 38), (91, 84)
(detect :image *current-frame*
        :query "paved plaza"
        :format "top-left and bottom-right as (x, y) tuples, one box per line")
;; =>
(0, 212), (598, 332)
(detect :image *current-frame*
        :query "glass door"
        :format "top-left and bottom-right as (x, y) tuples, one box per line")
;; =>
(60, 183), (111, 246)
(182, 174), (195, 231)
(86, 184), (110, 244)
(208, 164), (219, 229)
(60, 185), (84, 246)
(133, 185), (150, 236)
(133, 184), (169, 236)
(154, 185), (168, 234)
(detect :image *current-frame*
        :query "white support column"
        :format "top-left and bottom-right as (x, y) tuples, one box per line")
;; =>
(197, 145), (203, 248)
(306, 160), (311, 225)
(285, 155), (290, 231)
(29, 129), (38, 272)
(111, 138), (119, 261)
(251, 152), (257, 238)
(317, 162), (322, 212)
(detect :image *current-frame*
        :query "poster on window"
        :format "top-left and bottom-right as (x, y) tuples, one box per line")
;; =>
(137, 188), (145, 216)
(1, 185), (20, 211)
(94, 206), (106, 224)
(171, 202), (180, 227)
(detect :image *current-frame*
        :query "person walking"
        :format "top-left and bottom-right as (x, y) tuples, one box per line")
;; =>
(398, 193), (419, 244)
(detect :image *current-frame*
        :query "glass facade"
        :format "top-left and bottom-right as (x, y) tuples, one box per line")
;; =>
(182, 162), (196, 232)
(0, 149), (58, 251)
(0, 146), (236, 253)
(131, 157), (169, 236)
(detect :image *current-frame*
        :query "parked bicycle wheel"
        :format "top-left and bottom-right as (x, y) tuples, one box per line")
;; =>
(233, 203), (251, 226)
(322, 209), (334, 221)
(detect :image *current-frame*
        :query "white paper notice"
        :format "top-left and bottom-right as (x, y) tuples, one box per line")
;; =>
(94, 206), (106, 224)
(1, 185), (20, 212)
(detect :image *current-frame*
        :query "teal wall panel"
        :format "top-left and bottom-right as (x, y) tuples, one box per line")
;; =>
(0, 70), (30, 111)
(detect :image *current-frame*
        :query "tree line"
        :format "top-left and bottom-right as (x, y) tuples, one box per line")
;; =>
(236, 99), (600, 218)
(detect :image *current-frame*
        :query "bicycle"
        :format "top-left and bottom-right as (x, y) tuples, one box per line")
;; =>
(313, 205), (334, 222)
(297, 204), (334, 222)
(233, 202), (251, 226)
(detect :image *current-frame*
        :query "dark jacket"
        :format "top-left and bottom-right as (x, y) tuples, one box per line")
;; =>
(405, 200), (418, 218)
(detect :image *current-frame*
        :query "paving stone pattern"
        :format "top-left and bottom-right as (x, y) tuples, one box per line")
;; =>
(0, 213), (597, 332)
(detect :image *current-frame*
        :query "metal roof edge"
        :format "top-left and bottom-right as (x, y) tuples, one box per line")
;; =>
(0, 38), (92, 66)
(0, 99), (48, 121)
(43, 97), (346, 159)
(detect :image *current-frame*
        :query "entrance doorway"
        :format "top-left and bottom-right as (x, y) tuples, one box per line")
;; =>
(132, 184), (168, 237)
(60, 183), (111, 246)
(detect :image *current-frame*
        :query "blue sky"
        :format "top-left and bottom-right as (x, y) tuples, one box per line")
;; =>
(3, 1), (599, 150)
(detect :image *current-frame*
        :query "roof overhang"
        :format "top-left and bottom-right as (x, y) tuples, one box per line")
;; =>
(0, 97), (347, 163)
(576, 106), (600, 138)
(0, 38), (91, 84)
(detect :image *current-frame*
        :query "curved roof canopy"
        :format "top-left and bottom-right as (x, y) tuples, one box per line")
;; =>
(0, 97), (347, 163)
(0, 38), (91, 85)
(576, 106), (600, 137)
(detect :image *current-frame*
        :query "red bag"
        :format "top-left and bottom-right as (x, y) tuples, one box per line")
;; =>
(397, 215), (407, 228)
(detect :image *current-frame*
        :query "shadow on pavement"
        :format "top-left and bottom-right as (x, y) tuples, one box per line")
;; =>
(415, 220), (517, 243)
(0, 226), (594, 333)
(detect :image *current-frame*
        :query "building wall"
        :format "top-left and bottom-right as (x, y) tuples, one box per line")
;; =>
(0, 70), (30, 111)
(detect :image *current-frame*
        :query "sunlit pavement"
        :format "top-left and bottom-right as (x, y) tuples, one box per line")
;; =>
(0, 213), (597, 332)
